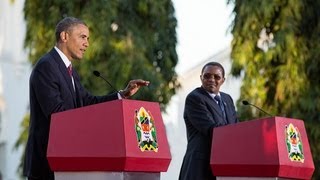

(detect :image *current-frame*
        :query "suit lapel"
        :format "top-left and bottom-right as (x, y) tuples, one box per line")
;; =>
(49, 49), (78, 108)
(199, 88), (226, 122)
(60, 64), (77, 106)
(73, 72), (83, 107)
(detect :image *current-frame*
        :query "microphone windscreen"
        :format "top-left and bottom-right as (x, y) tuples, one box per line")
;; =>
(242, 100), (249, 105)
(93, 70), (100, 77)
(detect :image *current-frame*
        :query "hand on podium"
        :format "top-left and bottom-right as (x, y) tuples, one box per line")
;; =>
(119, 79), (150, 98)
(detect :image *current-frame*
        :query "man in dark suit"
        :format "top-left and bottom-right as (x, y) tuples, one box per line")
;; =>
(23, 17), (149, 180)
(179, 62), (238, 180)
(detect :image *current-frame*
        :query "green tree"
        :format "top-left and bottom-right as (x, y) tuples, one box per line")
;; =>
(15, 0), (179, 177)
(228, 0), (320, 179)
(24, 0), (179, 106)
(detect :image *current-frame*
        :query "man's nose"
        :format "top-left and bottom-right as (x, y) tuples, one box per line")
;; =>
(207, 77), (215, 82)
(84, 39), (89, 47)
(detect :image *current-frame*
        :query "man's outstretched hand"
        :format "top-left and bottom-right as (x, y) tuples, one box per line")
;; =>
(119, 79), (150, 98)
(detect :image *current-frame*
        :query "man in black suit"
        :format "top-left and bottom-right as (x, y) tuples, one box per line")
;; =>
(23, 17), (149, 180)
(179, 62), (238, 180)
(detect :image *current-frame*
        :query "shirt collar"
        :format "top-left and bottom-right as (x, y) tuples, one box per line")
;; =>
(54, 46), (71, 68)
(207, 91), (221, 99)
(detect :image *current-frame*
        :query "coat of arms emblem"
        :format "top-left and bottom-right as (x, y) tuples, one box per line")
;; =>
(285, 123), (304, 163)
(134, 107), (158, 152)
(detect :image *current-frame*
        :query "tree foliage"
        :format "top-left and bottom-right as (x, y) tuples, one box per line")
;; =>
(24, 0), (179, 108)
(228, 0), (320, 178)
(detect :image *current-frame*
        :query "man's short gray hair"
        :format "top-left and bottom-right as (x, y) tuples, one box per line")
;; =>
(55, 17), (87, 42)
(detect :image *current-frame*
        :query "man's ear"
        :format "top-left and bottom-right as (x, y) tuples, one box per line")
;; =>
(221, 77), (226, 84)
(60, 31), (68, 42)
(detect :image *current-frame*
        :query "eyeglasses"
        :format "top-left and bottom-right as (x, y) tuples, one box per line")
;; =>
(202, 73), (223, 80)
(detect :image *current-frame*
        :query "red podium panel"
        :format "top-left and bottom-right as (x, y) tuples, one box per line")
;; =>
(47, 99), (171, 172)
(210, 116), (314, 179)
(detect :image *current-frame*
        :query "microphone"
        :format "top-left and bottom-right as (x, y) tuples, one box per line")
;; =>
(93, 70), (119, 93)
(242, 100), (273, 117)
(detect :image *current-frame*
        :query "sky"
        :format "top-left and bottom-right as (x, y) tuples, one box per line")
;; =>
(173, 0), (234, 74)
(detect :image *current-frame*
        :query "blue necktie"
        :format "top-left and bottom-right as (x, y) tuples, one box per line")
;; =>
(214, 95), (227, 122)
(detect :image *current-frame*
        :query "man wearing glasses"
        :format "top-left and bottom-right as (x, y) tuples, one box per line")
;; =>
(179, 62), (238, 180)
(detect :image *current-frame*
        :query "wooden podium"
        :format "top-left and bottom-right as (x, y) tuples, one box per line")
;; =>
(47, 99), (171, 180)
(210, 116), (315, 180)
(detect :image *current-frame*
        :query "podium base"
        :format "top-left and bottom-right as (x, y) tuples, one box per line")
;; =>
(217, 177), (293, 180)
(55, 172), (160, 180)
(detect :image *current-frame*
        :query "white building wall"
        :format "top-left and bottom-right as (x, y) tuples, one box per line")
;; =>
(0, 0), (31, 180)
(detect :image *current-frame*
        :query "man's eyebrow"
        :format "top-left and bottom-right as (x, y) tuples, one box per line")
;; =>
(80, 33), (89, 38)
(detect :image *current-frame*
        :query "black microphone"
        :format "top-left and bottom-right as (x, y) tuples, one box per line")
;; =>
(242, 100), (273, 117)
(93, 70), (119, 93)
